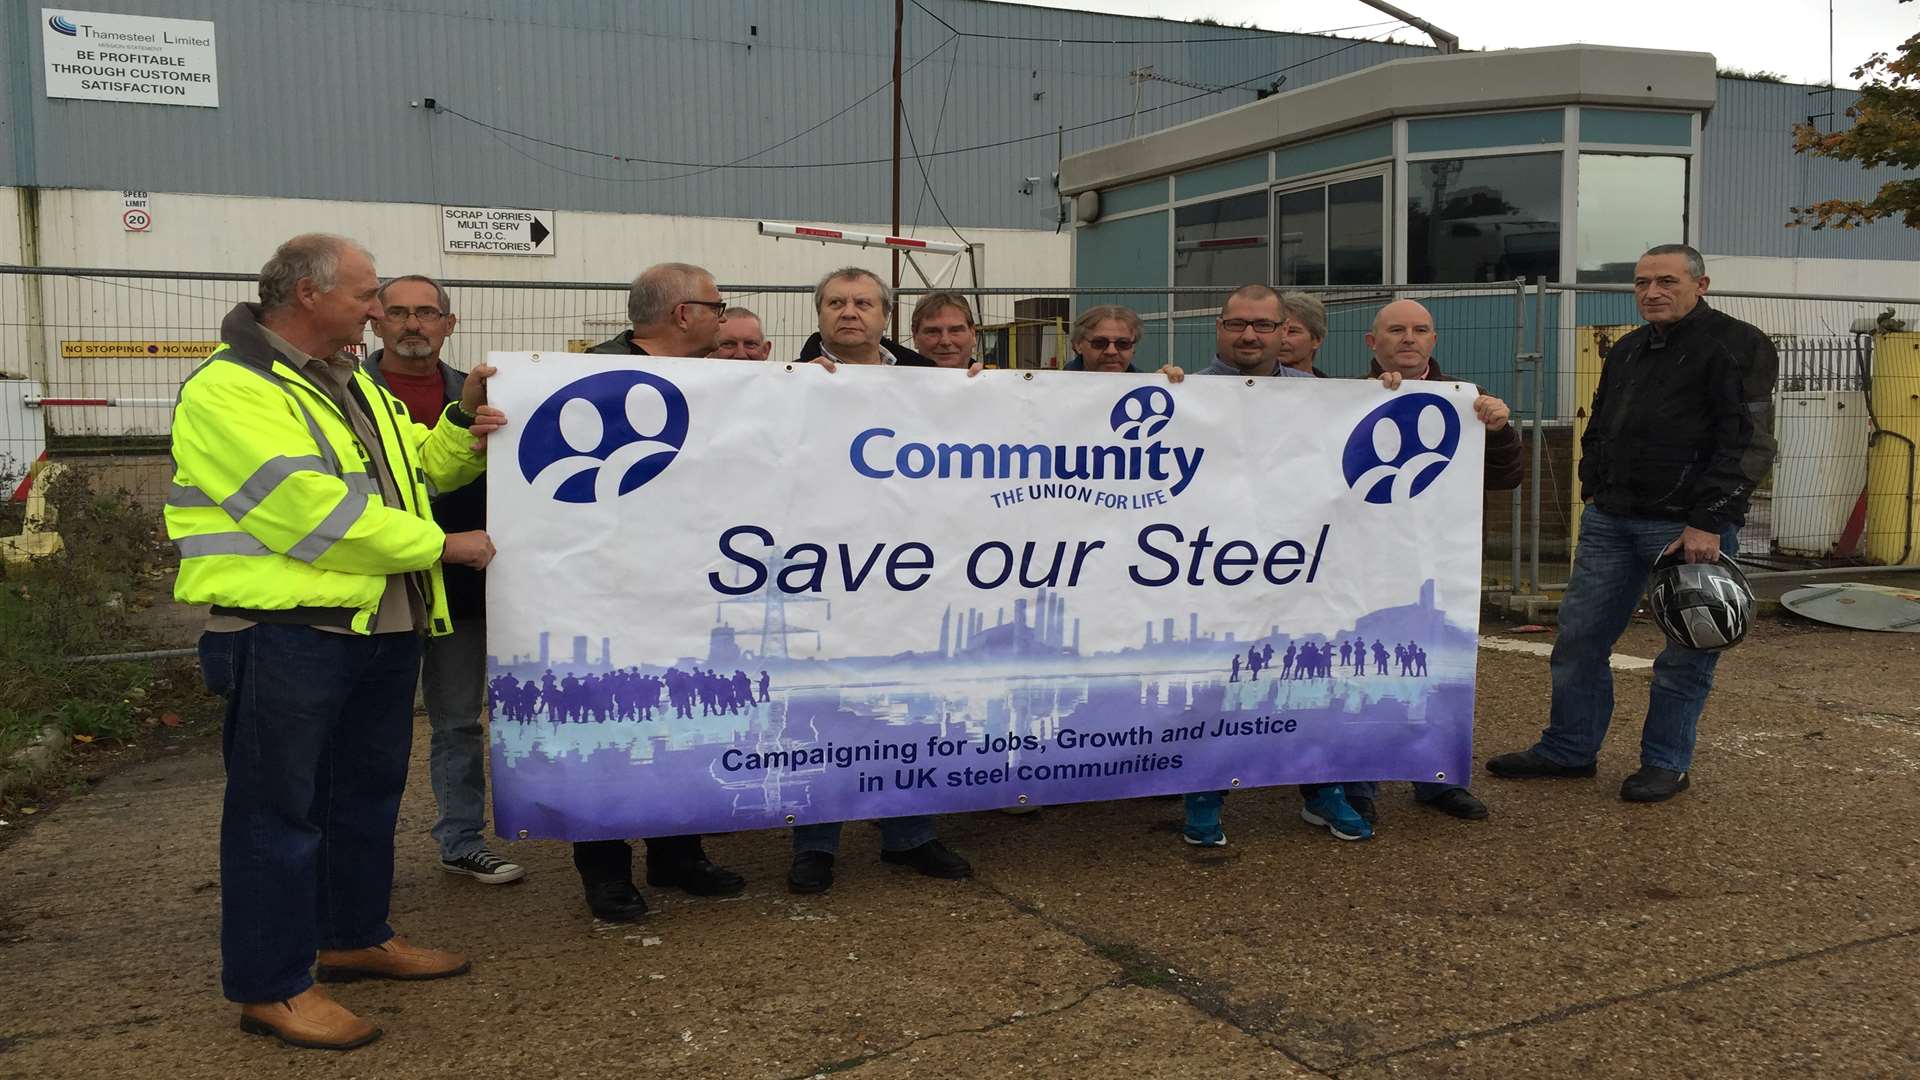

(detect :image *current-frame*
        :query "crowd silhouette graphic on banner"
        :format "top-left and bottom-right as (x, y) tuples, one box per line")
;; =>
(1228, 639), (1427, 682)
(490, 667), (774, 724)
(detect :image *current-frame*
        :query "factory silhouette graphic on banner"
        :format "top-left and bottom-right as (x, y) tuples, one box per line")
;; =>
(487, 577), (1471, 839)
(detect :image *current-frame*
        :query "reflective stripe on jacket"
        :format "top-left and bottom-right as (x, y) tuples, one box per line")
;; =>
(165, 302), (486, 634)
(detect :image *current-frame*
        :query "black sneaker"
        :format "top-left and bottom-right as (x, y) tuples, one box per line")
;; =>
(787, 851), (835, 895)
(1621, 766), (1690, 803)
(879, 839), (972, 880)
(1347, 795), (1378, 825)
(439, 848), (526, 885)
(1485, 749), (1597, 779)
(647, 857), (746, 898)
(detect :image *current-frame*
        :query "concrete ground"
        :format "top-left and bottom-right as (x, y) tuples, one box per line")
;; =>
(3, 611), (1919, 1079)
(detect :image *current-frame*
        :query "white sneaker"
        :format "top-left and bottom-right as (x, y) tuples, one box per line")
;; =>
(439, 848), (526, 884)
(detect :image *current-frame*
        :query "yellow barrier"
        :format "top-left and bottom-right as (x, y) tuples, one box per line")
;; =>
(1866, 332), (1920, 565)
(1566, 325), (1635, 560)
(0, 460), (65, 564)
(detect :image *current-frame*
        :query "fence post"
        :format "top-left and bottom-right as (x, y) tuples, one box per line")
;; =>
(1530, 276), (1548, 594)
(1509, 278), (1526, 594)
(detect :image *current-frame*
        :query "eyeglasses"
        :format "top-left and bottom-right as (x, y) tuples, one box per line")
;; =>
(1084, 337), (1136, 352)
(678, 299), (728, 315)
(1219, 319), (1281, 334)
(383, 306), (447, 323)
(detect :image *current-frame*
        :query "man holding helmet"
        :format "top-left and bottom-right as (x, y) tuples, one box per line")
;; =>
(1487, 244), (1776, 803)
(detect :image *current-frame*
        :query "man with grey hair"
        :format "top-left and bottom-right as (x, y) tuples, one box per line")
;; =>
(1489, 243), (1777, 803)
(168, 233), (506, 1050)
(1274, 291), (1331, 378)
(364, 274), (523, 887)
(797, 267), (936, 366)
(578, 261), (749, 920)
(711, 306), (772, 361)
(590, 262), (726, 356)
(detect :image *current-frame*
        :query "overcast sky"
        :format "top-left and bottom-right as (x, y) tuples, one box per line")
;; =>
(1017, 0), (1913, 88)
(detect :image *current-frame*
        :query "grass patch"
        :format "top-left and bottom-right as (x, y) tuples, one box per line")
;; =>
(0, 468), (181, 778)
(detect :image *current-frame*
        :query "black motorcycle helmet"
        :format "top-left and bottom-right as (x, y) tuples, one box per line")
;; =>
(1645, 551), (1754, 651)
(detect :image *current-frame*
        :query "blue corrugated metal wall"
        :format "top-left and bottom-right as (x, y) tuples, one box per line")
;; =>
(1702, 77), (1920, 262)
(0, 0), (1426, 229)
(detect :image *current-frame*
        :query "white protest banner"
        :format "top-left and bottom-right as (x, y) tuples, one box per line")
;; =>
(485, 355), (1485, 840)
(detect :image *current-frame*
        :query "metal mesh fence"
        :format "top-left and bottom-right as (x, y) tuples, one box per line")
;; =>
(5, 264), (1919, 588)
(1545, 284), (1920, 584)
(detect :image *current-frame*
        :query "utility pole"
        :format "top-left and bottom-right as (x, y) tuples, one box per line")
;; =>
(1127, 66), (1153, 138)
(891, 0), (904, 330)
(1351, 0), (1457, 54)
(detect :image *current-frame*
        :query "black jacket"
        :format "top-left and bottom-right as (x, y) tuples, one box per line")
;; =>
(1579, 300), (1778, 531)
(361, 350), (487, 621)
(1366, 356), (1525, 491)
(588, 330), (645, 355)
(796, 331), (936, 367)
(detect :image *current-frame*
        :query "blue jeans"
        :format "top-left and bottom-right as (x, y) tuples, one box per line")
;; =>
(422, 619), (488, 861)
(1535, 506), (1740, 772)
(203, 624), (423, 1004)
(792, 816), (936, 856)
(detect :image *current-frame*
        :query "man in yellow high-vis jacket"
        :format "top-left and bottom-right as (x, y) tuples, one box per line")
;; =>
(167, 233), (507, 1052)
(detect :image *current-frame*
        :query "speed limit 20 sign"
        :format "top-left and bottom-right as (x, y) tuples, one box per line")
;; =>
(122, 191), (152, 233)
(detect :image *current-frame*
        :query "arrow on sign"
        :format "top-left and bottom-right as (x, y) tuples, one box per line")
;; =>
(530, 218), (550, 248)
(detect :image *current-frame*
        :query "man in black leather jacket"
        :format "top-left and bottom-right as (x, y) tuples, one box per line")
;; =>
(1488, 244), (1777, 803)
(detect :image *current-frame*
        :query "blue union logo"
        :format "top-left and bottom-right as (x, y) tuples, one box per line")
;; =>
(518, 370), (690, 504)
(1342, 392), (1460, 504)
(1109, 386), (1174, 441)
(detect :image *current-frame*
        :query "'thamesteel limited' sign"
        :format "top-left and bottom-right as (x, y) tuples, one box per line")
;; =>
(42, 9), (219, 108)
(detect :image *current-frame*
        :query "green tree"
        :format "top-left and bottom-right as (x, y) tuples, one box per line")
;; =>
(1790, 3), (1920, 229)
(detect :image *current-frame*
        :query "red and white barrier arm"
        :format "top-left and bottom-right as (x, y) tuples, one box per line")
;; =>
(758, 221), (967, 256)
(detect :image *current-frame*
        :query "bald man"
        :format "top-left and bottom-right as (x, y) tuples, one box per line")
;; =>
(1313, 298), (1522, 830)
(1368, 299), (1524, 487)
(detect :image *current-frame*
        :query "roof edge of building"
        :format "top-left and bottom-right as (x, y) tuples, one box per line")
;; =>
(1058, 43), (1719, 195)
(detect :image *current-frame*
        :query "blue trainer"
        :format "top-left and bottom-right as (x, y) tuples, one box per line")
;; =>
(1182, 791), (1227, 847)
(1300, 785), (1373, 841)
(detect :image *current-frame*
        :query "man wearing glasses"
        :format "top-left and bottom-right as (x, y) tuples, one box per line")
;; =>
(1063, 305), (1151, 373)
(365, 275), (526, 887)
(590, 263), (728, 357)
(1200, 285), (1316, 379)
(576, 262), (750, 920)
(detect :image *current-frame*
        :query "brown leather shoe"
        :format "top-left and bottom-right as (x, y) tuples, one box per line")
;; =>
(315, 935), (470, 983)
(238, 986), (381, 1051)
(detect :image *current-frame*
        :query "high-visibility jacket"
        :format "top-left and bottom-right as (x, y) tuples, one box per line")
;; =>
(165, 303), (486, 635)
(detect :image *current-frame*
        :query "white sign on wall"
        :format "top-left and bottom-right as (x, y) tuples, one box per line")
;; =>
(441, 206), (555, 256)
(41, 9), (219, 108)
(121, 190), (150, 232)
